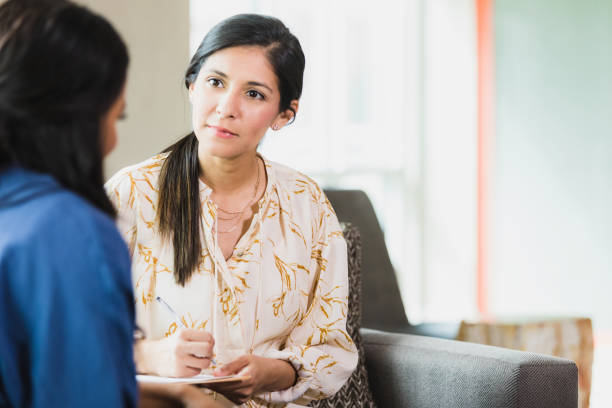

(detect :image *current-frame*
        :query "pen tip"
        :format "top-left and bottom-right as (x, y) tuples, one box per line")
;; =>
(156, 296), (161, 301)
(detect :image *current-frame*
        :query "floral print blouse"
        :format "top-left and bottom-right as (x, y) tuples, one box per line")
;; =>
(105, 154), (357, 407)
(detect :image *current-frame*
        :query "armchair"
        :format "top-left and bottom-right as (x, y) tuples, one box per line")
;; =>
(312, 191), (578, 408)
(324, 189), (458, 339)
(362, 327), (577, 407)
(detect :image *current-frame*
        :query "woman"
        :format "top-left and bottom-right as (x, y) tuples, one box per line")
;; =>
(106, 14), (357, 407)
(0, 0), (136, 406)
(0, 1), (222, 406)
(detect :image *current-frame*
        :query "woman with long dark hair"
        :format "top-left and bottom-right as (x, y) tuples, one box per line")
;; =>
(107, 13), (357, 407)
(0, 1), (136, 406)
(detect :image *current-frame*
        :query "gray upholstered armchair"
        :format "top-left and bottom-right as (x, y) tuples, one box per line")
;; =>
(313, 190), (578, 408)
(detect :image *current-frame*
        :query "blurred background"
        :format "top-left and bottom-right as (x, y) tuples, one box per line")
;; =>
(80, 0), (611, 405)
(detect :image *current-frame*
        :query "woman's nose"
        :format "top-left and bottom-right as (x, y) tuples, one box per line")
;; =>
(215, 90), (239, 118)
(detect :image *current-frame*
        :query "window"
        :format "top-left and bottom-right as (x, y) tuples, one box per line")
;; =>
(190, 0), (478, 324)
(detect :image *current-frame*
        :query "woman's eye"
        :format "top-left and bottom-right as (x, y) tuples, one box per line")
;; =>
(247, 90), (264, 100)
(207, 78), (223, 87)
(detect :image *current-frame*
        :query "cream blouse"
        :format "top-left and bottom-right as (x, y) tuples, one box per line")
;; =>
(105, 154), (357, 407)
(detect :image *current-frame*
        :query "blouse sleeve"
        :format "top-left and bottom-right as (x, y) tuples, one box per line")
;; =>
(262, 193), (358, 404)
(105, 170), (138, 256)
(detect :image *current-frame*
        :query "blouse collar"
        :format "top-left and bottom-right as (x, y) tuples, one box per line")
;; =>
(197, 153), (276, 204)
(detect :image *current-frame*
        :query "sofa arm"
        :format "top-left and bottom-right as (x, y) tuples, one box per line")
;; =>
(361, 328), (577, 408)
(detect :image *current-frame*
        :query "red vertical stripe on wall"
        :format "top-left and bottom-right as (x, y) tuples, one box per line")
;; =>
(476, 0), (494, 319)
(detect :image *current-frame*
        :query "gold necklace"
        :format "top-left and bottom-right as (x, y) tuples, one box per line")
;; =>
(214, 158), (261, 234)
(216, 211), (241, 221)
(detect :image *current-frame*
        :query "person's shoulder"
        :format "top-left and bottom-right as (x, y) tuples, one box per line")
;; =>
(1, 185), (121, 263)
(265, 158), (324, 202)
(265, 158), (340, 239)
(37, 188), (117, 242)
(105, 153), (168, 191)
(0, 188), (131, 325)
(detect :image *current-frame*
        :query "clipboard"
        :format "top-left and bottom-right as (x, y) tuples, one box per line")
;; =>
(136, 373), (249, 385)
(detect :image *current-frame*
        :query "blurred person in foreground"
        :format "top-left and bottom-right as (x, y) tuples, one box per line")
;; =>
(0, 1), (220, 407)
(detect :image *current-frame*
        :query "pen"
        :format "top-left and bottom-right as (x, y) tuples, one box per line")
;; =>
(156, 296), (217, 365)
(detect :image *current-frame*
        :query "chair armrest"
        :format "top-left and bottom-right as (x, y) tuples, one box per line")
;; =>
(361, 328), (577, 408)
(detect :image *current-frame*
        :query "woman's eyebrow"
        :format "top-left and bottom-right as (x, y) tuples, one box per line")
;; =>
(210, 69), (228, 78)
(208, 69), (273, 93)
(247, 81), (273, 93)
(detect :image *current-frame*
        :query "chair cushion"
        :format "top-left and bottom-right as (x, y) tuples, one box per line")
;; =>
(311, 223), (376, 407)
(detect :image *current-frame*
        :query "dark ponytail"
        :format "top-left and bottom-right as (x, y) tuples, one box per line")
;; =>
(157, 133), (201, 286)
(158, 14), (305, 285)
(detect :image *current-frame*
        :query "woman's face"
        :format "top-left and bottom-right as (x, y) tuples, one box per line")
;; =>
(189, 45), (296, 160)
(100, 83), (126, 157)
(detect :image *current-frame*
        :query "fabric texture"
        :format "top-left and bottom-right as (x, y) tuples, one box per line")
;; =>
(0, 166), (137, 407)
(362, 328), (578, 408)
(311, 224), (376, 407)
(105, 154), (358, 406)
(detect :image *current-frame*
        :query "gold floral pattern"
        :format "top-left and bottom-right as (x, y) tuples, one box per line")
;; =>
(105, 154), (357, 407)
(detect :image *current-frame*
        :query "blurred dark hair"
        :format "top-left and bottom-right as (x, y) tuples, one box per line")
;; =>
(158, 14), (305, 285)
(0, 0), (129, 217)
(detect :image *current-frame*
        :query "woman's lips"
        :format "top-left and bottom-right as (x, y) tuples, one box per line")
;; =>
(207, 125), (238, 139)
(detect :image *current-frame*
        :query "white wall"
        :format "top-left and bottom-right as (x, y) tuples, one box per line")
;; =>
(421, 0), (478, 322)
(77, 0), (192, 178)
(491, 0), (612, 331)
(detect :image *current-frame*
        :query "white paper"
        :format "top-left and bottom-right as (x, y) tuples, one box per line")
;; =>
(136, 373), (239, 384)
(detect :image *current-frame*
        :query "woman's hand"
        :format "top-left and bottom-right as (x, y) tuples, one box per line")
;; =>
(135, 329), (215, 377)
(206, 355), (296, 404)
(139, 383), (223, 408)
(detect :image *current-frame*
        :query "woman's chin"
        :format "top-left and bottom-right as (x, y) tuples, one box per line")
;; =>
(198, 146), (251, 162)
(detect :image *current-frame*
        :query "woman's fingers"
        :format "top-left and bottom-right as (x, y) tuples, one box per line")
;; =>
(179, 329), (214, 345)
(181, 354), (211, 372)
(205, 356), (266, 403)
(144, 330), (216, 377)
(180, 385), (224, 408)
(139, 383), (223, 408)
(178, 340), (214, 360)
(169, 330), (216, 375)
(174, 364), (201, 378)
(214, 355), (249, 376)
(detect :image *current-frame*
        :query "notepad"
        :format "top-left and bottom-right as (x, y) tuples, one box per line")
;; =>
(136, 373), (247, 385)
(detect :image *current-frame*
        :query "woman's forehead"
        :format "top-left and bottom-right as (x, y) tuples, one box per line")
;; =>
(201, 46), (278, 89)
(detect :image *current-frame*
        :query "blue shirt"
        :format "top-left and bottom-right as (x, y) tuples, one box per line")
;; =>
(0, 167), (137, 407)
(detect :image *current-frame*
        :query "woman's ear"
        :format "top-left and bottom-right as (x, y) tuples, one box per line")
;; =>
(272, 100), (300, 130)
(188, 82), (194, 103)
(287, 100), (299, 121)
